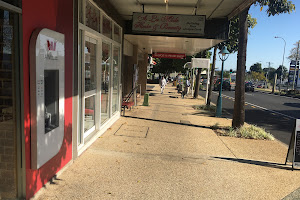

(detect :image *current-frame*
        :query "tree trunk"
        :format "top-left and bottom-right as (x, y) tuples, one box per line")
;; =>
(194, 68), (202, 98)
(232, 7), (249, 128)
(207, 46), (217, 105)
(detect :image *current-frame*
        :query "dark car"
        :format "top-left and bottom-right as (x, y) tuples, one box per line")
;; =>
(214, 79), (231, 91)
(245, 82), (254, 92)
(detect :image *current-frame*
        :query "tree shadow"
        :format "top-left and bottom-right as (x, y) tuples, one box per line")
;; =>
(123, 115), (212, 130)
(212, 156), (297, 171)
(283, 103), (300, 108)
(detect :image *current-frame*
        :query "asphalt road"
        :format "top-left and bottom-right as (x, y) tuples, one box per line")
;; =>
(199, 89), (300, 145)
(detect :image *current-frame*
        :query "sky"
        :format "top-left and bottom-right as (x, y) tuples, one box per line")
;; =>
(213, 1), (300, 72)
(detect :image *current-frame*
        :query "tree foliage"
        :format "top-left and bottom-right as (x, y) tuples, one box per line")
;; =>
(288, 40), (300, 61)
(263, 67), (276, 80)
(218, 15), (257, 53)
(250, 62), (263, 73)
(251, 72), (265, 81)
(151, 58), (187, 74)
(276, 65), (288, 79)
(255, 0), (295, 16)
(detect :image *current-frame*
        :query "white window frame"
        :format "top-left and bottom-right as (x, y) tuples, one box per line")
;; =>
(77, 0), (122, 149)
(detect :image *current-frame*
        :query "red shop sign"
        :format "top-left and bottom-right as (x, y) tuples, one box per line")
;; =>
(152, 52), (186, 59)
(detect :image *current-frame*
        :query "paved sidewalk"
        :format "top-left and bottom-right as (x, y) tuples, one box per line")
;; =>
(35, 84), (300, 200)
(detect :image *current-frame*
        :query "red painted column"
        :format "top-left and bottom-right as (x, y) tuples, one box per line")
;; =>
(22, 0), (73, 198)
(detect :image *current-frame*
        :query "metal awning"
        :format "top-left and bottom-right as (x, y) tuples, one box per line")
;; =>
(108, 0), (255, 55)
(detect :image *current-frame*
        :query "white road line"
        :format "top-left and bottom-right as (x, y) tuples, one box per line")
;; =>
(212, 91), (296, 120)
(255, 91), (300, 101)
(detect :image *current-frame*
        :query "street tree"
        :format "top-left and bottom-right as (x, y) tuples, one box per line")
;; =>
(263, 67), (276, 81)
(288, 40), (300, 61)
(276, 65), (288, 80)
(250, 62), (263, 73)
(206, 15), (257, 106)
(151, 58), (186, 75)
(232, 0), (295, 128)
(251, 72), (265, 81)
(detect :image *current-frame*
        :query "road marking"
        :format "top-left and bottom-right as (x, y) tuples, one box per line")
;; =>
(251, 106), (256, 108)
(255, 91), (300, 101)
(212, 91), (296, 120)
(284, 117), (290, 120)
(271, 113), (276, 116)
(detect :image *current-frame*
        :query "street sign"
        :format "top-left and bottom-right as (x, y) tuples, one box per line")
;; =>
(191, 58), (210, 69)
(288, 60), (299, 84)
(152, 52), (186, 59)
(286, 119), (300, 169)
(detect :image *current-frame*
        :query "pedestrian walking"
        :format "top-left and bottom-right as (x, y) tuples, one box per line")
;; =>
(160, 76), (167, 94)
(181, 78), (191, 99)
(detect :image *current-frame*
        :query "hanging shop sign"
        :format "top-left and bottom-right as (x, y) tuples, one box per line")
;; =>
(285, 119), (300, 169)
(152, 52), (185, 59)
(132, 13), (205, 36)
(191, 58), (210, 69)
(30, 28), (65, 170)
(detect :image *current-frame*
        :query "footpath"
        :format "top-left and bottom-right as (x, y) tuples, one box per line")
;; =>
(34, 84), (300, 200)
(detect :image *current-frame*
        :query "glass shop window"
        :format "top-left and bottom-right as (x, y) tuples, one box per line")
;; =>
(102, 15), (112, 39)
(113, 24), (121, 43)
(85, 0), (100, 32)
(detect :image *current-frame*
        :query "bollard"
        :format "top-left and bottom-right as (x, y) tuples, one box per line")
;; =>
(143, 93), (149, 106)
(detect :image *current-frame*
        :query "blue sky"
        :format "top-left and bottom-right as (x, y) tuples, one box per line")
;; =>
(213, 1), (300, 72)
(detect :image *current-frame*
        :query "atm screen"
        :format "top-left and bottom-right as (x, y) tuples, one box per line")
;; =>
(44, 70), (59, 133)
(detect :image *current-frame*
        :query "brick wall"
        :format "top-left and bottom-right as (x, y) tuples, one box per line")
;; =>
(0, 119), (17, 199)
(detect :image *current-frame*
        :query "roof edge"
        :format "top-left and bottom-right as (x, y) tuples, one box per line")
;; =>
(227, 0), (257, 19)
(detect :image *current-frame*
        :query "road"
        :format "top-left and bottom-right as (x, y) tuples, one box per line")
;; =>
(199, 90), (300, 145)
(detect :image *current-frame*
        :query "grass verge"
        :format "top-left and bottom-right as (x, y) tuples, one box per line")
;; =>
(193, 105), (216, 112)
(213, 124), (274, 140)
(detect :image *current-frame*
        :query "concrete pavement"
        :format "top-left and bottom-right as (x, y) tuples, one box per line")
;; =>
(34, 83), (300, 200)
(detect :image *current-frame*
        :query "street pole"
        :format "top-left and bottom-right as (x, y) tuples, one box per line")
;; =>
(216, 60), (224, 117)
(216, 46), (230, 117)
(292, 41), (299, 90)
(275, 36), (286, 92)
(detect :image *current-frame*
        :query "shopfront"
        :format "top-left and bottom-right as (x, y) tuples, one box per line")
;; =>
(74, 0), (123, 155)
(0, 1), (23, 199)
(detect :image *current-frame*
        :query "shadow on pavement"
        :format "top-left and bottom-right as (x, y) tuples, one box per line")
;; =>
(212, 156), (297, 171)
(123, 116), (212, 130)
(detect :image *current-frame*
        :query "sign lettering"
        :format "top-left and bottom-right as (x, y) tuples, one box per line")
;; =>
(133, 13), (205, 36)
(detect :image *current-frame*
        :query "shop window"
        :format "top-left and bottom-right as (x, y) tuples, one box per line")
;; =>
(85, 41), (96, 92)
(85, 0), (100, 32)
(0, 7), (18, 199)
(84, 95), (95, 132)
(0, 9), (16, 122)
(113, 24), (121, 43)
(102, 15), (112, 39)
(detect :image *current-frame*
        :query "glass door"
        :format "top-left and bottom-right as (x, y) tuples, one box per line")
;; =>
(83, 36), (98, 138)
(101, 41), (111, 124)
(112, 46), (120, 114)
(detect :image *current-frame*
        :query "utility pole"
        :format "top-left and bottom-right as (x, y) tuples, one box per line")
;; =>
(292, 41), (299, 90)
(266, 62), (272, 88)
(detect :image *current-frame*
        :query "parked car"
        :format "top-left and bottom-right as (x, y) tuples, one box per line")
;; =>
(245, 82), (254, 92)
(214, 79), (231, 91)
(256, 84), (263, 88)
